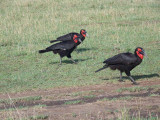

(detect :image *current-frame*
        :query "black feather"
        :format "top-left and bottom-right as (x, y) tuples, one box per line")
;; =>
(95, 65), (108, 72)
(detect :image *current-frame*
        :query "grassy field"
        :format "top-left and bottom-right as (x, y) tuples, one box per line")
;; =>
(0, 0), (160, 93)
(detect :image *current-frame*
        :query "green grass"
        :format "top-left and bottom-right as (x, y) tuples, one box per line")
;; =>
(0, 96), (42, 104)
(83, 95), (96, 99)
(131, 117), (159, 120)
(150, 94), (160, 97)
(117, 86), (148, 92)
(6, 115), (49, 120)
(118, 109), (159, 120)
(0, 104), (46, 112)
(101, 96), (133, 102)
(0, 0), (160, 93)
(70, 90), (103, 97)
(117, 107), (159, 120)
(116, 85), (160, 93)
(29, 115), (48, 120)
(72, 112), (78, 118)
(64, 100), (83, 105)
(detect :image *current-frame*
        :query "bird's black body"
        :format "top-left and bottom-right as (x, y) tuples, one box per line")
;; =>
(103, 52), (142, 74)
(39, 35), (81, 64)
(95, 47), (146, 85)
(50, 29), (88, 45)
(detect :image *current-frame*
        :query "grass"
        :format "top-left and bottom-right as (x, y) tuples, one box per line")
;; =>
(5, 114), (48, 120)
(150, 94), (160, 97)
(64, 100), (83, 105)
(0, 96), (42, 104)
(0, 0), (160, 94)
(83, 95), (96, 99)
(116, 85), (160, 93)
(117, 106), (159, 120)
(70, 90), (103, 97)
(72, 113), (78, 118)
(0, 104), (47, 120)
(101, 96), (133, 102)
(117, 86), (148, 92)
(29, 115), (48, 120)
(0, 104), (46, 112)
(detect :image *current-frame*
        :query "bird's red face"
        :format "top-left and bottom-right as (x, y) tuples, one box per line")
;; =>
(136, 47), (146, 59)
(80, 29), (88, 37)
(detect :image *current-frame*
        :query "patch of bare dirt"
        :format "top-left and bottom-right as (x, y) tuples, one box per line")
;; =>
(0, 78), (160, 120)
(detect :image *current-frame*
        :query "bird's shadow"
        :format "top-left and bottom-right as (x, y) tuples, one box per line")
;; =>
(102, 73), (159, 81)
(76, 47), (97, 53)
(49, 58), (91, 65)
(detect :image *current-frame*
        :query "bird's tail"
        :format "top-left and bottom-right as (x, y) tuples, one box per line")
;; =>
(39, 49), (49, 53)
(95, 65), (108, 73)
(50, 40), (58, 43)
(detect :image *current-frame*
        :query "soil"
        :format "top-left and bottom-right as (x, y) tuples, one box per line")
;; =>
(0, 78), (160, 120)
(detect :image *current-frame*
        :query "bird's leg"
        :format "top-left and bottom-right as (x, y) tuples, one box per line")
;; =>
(119, 71), (124, 82)
(128, 76), (138, 85)
(69, 58), (77, 64)
(59, 57), (62, 65)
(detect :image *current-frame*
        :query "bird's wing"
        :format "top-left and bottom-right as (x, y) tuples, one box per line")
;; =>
(56, 32), (78, 41)
(47, 41), (75, 50)
(103, 53), (137, 65)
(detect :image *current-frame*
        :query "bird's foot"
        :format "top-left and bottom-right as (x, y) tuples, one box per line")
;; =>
(58, 63), (62, 67)
(76, 50), (79, 53)
(118, 79), (125, 82)
(70, 59), (78, 64)
(69, 58), (78, 64)
(132, 82), (139, 85)
(73, 61), (78, 64)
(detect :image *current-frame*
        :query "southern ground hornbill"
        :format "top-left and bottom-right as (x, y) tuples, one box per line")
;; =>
(39, 35), (82, 65)
(95, 47), (146, 85)
(50, 29), (88, 46)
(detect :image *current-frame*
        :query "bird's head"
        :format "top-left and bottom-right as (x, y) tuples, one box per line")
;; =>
(80, 29), (88, 37)
(135, 47), (146, 59)
(73, 35), (82, 43)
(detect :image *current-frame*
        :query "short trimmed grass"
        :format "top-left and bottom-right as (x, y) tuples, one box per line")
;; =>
(0, 0), (160, 93)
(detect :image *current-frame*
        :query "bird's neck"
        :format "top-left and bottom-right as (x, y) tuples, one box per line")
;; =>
(80, 35), (85, 41)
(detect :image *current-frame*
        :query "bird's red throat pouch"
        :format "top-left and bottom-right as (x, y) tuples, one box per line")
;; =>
(136, 51), (143, 59)
(73, 35), (78, 43)
(74, 39), (78, 43)
(82, 34), (86, 37)
(81, 30), (86, 37)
